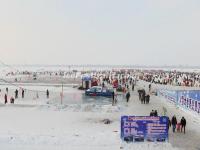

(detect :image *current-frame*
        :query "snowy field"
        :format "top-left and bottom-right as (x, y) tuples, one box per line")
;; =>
(0, 66), (200, 150)
(0, 83), (199, 150)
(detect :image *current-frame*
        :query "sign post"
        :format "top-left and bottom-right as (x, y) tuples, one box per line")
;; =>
(121, 116), (169, 142)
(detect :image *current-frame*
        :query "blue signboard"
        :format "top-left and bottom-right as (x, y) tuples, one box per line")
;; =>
(158, 89), (200, 113)
(121, 116), (169, 142)
(178, 90), (200, 113)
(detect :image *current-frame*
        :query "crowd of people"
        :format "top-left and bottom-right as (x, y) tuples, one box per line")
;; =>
(3, 88), (21, 104)
(4, 68), (200, 88)
(1, 88), (50, 104)
(170, 115), (187, 134)
(138, 89), (150, 104)
(6, 70), (78, 78)
(86, 70), (191, 137)
(87, 69), (200, 88)
(140, 70), (200, 87)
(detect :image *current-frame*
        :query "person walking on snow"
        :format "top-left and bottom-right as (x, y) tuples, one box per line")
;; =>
(22, 89), (25, 98)
(4, 94), (7, 104)
(126, 91), (130, 103)
(145, 94), (150, 104)
(15, 89), (18, 99)
(150, 110), (154, 116)
(132, 83), (135, 91)
(171, 115), (177, 133)
(154, 110), (158, 116)
(149, 84), (151, 92)
(181, 117), (186, 134)
(141, 91), (145, 104)
(46, 89), (49, 99)
(167, 116), (171, 130)
(112, 91), (115, 106)
(10, 97), (15, 104)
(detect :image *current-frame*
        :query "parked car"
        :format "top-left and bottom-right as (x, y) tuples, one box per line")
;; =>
(85, 86), (114, 97)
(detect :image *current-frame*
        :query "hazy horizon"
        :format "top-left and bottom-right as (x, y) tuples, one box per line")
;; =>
(2, 64), (200, 68)
(0, 0), (200, 66)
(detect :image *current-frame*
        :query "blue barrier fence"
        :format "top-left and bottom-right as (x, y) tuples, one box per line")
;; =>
(157, 89), (200, 113)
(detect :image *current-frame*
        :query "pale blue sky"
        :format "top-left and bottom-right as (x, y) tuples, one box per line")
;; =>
(0, 0), (199, 66)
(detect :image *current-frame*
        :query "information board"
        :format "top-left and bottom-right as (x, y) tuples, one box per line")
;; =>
(121, 116), (169, 142)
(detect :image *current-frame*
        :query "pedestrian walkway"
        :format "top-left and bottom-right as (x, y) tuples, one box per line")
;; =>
(123, 86), (200, 150)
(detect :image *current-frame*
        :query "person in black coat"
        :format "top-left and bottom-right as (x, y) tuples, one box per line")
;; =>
(154, 110), (158, 116)
(150, 110), (154, 116)
(149, 84), (151, 92)
(10, 97), (15, 104)
(145, 94), (150, 104)
(46, 89), (49, 99)
(143, 94), (146, 104)
(22, 89), (25, 98)
(132, 83), (135, 91)
(171, 115), (177, 133)
(141, 89), (146, 104)
(4, 94), (7, 104)
(167, 116), (171, 130)
(15, 89), (18, 99)
(112, 91), (115, 106)
(181, 117), (186, 134)
(126, 91), (130, 103)
(138, 90), (142, 101)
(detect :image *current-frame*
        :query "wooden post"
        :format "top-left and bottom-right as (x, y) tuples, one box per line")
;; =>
(61, 82), (63, 104)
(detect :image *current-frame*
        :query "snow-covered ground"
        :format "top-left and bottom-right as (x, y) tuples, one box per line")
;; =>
(0, 82), (199, 149)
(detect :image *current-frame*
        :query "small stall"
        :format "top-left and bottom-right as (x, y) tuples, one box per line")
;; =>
(81, 74), (92, 90)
